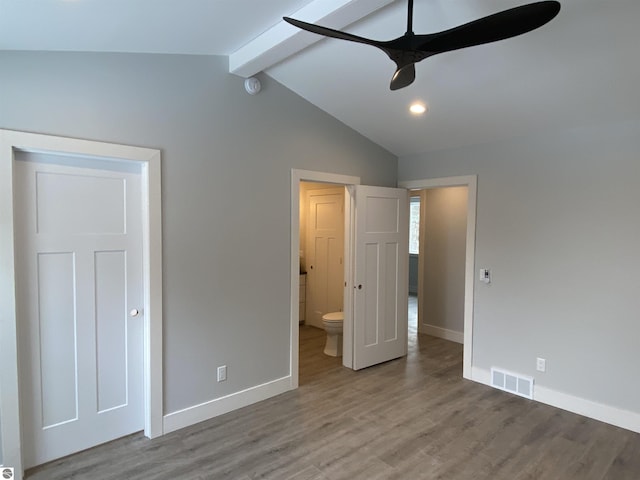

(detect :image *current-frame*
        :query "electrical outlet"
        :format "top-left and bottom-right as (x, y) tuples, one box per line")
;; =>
(217, 365), (227, 382)
(536, 357), (546, 372)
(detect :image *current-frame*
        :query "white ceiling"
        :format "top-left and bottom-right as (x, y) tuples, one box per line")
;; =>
(2, 0), (639, 157)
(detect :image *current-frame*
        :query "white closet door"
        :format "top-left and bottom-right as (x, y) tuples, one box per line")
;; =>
(14, 153), (144, 468)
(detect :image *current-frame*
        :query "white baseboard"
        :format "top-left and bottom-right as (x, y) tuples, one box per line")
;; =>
(422, 324), (464, 344)
(471, 366), (640, 434)
(163, 376), (292, 434)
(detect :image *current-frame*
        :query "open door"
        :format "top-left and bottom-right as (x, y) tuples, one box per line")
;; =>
(352, 186), (409, 370)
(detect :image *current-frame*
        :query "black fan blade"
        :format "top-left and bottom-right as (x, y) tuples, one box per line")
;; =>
(419, 1), (561, 53)
(390, 64), (416, 91)
(283, 17), (383, 48)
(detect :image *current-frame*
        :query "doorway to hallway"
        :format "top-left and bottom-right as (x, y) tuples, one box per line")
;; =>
(400, 176), (477, 380)
(414, 186), (468, 344)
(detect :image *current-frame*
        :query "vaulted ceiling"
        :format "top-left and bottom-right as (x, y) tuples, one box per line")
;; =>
(2, 0), (639, 156)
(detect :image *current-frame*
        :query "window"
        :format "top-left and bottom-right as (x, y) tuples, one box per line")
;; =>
(409, 195), (420, 254)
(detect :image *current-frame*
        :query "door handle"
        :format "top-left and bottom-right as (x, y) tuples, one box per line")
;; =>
(354, 284), (362, 290)
(130, 308), (141, 317)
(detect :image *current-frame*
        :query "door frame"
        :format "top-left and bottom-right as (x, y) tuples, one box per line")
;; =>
(290, 170), (360, 387)
(399, 175), (477, 380)
(0, 130), (164, 476)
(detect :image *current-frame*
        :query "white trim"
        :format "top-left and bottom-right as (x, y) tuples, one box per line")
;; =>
(416, 189), (427, 334)
(471, 365), (492, 385)
(401, 176), (475, 190)
(422, 325), (464, 344)
(471, 367), (640, 434)
(342, 185), (355, 369)
(534, 386), (640, 434)
(0, 130), (163, 478)
(290, 170), (360, 384)
(229, 0), (393, 77)
(163, 377), (291, 434)
(141, 151), (164, 440)
(399, 175), (477, 380)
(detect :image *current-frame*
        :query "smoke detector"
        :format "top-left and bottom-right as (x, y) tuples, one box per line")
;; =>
(244, 77), (261, 95)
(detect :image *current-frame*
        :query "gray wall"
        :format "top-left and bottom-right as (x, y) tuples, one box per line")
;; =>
(0, 50), (397, 435)
(422, 187), (468, 334)
(399, 121), (640, 413)
(408, 255), (418, 294)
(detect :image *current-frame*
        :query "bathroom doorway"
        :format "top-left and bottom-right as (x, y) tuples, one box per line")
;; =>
(290, 170), (410, 387)
(297, 181), (346, 385)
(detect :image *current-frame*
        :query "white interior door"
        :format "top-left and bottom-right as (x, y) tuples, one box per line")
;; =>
(352, 186), (409, 370)
(14, 152), (144, 468)
(305, 188), (344, 328)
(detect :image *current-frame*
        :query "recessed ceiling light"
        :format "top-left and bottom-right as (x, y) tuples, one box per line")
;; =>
(409, 102), (427, 115)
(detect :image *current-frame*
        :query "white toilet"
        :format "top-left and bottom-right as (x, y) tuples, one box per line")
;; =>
(322, 311), (344, 357)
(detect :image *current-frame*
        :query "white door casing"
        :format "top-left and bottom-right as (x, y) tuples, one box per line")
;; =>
(305, 188), (344, 328)
(14, 154), (144, 468)
(0, 129), (163, 480)
(352, 186), (409, 370)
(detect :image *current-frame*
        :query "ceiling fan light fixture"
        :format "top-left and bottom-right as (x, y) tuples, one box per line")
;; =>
(409, 102), (427, 115)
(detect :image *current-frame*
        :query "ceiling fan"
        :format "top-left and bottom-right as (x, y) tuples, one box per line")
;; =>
(284, 0), (561, 91)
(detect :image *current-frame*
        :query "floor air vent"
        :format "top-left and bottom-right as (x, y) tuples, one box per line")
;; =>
(490, 367), (534, 400)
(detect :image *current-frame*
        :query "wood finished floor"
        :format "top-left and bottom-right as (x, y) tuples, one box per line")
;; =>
(27, 299), (640, 479)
